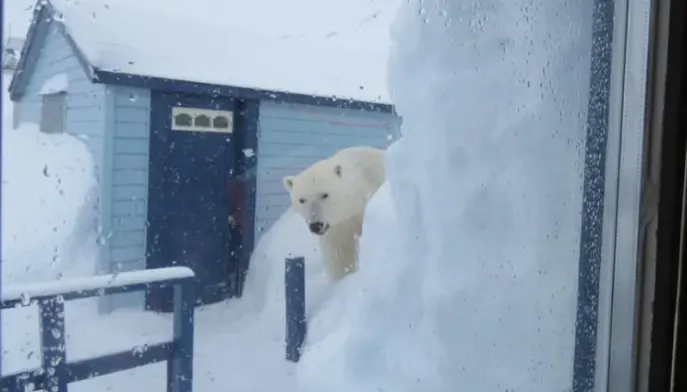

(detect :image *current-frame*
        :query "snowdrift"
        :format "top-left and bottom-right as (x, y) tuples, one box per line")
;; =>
(0, 107), (99, 376)
(1, 122), (98, 286)
(297, 1), (592, 391)
(237, 209), (334, 335)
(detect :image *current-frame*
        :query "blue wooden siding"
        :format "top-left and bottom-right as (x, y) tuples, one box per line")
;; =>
(255, 102), (400, 240)
(108, 86), (151, 271)
(100, 85), (152, 310)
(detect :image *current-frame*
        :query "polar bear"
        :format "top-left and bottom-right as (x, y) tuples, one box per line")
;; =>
(283, 146), (386, 282)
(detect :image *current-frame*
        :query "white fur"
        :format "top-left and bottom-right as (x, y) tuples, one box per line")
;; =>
(284, 146), (386, 282)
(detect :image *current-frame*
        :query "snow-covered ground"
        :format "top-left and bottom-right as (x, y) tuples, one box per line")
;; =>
(2, 0), (601, 390)
(1, 106), (97, 286)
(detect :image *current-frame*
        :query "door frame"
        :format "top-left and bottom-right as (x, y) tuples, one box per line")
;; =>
(144, 90), (259, 311)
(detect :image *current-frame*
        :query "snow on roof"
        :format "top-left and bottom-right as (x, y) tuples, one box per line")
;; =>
(39, 73), (68, 94)
(49, 0), (399, 104)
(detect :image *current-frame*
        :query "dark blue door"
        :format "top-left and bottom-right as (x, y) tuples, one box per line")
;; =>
(146, 92), (239, 312)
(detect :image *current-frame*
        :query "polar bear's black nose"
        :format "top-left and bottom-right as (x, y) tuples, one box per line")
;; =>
(309, 222), (325, 234)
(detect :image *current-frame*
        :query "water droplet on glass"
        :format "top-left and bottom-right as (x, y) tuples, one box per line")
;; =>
(20, 293), (31, 306)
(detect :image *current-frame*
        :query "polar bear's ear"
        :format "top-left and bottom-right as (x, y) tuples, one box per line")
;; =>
(334, 164), (342, 177)
(283, 176), (295, 192)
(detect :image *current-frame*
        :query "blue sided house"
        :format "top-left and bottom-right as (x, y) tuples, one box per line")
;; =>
(9, 0), (400, 312)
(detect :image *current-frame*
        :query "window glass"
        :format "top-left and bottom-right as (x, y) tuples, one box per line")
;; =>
(0, 0), (654, 391)
(39, 93), (66, 134)
(171, 107), (234, 132)
(174, 112), (192, 127)
(213, 116), (230, 129)
(193, 114), (211, 128)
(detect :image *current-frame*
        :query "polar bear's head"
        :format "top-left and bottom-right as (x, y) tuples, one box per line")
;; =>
(283, 160), (355, 236)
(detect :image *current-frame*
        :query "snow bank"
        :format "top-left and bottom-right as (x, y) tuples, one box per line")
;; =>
(1, 73), (99, 375)
(1, 122), (98, 286)
(297, 1), (592, 391)
(237, 209), (333, 332)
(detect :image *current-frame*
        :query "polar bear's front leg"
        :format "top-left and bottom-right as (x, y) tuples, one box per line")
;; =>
(318, 232), (360, 283)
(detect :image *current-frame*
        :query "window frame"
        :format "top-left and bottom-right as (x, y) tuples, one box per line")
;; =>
(591, 0), (657, 391)
(641, 0), (686, 389)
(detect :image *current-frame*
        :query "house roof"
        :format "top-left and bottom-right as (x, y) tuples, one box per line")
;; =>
(10, 0), (398, 110)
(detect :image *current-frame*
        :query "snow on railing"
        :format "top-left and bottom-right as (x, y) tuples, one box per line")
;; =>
(1, 266), (195, 305)
(0, 267), (196, 392)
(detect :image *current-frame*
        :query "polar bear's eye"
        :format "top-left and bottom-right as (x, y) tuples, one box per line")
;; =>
(299, 198), (306, 204)
(321, 193), (329, 199)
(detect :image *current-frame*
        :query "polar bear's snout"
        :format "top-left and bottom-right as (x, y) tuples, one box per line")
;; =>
(308, 221), (330, 235)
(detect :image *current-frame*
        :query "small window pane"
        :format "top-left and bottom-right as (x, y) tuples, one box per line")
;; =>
(174, 113), (192, 126)
(194, 115), (210, 127)
(213, 116), (230, 129)
(40, 93), (66, 134)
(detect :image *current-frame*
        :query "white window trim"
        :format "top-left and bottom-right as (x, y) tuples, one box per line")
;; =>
(171, 107), (234, 133)
(601, 0), (655, 391)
